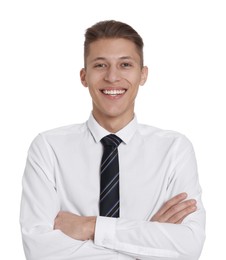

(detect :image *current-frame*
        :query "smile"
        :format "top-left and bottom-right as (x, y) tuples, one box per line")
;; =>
(101, 89), (126, 96)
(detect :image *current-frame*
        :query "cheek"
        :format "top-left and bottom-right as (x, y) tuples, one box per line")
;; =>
(123, 71), (142, 85)
(86, 74), (102, 87)
(130, 77), (143, 89)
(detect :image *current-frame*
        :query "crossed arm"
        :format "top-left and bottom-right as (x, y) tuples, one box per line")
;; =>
(54, 192), (197, 241)
(21, 135), (205, 259)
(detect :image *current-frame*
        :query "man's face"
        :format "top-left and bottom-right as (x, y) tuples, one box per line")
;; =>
(80, 38), (148, 126)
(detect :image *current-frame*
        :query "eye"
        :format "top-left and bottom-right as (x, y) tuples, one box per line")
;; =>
(94, 63), (107, 68)
(121, 62), (132, 68)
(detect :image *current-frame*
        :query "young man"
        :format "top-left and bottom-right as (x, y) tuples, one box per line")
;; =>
(20, 20), (205, 259)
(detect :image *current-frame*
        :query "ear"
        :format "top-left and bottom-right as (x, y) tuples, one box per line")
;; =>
(80, 68), (88, 87)
(140, 66), (148, 86)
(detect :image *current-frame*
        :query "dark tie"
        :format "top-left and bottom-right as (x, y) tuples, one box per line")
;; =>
(100, 134), (122, 218)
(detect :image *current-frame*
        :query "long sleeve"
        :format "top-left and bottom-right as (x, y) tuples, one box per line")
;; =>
(20, 118), (205, 260)
(20, 134), (121, 260)
(94, 136), (206, 260)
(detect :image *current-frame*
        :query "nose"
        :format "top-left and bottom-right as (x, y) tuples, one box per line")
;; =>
(104, 66), (121, 83)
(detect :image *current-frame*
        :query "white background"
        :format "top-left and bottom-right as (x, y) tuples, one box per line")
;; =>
(0, 0), (225, 259)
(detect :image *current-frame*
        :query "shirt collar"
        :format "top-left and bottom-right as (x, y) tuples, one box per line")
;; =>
(87, 113), (138, 144)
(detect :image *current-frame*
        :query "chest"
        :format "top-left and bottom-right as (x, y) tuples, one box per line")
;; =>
(54, 139), (174, 220)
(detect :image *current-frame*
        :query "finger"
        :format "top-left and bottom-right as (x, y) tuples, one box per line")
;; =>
(165, 200), (197, 223)
(174, 205), (197, 224)
(152, 193), (188, 219)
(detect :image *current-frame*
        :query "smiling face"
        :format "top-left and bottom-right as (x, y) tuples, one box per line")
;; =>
(80, 38), (148, 131)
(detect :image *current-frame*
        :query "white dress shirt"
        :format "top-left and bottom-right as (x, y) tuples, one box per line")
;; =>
(20, 114), (205, 260)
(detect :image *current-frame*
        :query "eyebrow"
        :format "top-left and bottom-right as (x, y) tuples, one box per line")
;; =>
(91, 56), (134, 62)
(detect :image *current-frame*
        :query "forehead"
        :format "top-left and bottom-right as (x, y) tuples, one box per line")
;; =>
(87, 38), (140, 61)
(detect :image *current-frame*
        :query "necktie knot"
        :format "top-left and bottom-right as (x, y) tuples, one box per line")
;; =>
(101, 134), (122, 148)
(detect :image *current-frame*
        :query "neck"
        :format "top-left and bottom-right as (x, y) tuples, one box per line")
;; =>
(92, 112), (134, 133)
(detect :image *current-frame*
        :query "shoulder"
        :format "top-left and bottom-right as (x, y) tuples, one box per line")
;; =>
(137, 123), (193, 150)
(41, 122), (87, 137)
(138, 123), (183, 138)
(29, 122), (88, 149)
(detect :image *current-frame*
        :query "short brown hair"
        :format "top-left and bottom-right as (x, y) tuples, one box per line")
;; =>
(84, 20), (144, 67)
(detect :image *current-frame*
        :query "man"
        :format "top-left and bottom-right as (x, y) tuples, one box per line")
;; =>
(20, 20), (205, 259)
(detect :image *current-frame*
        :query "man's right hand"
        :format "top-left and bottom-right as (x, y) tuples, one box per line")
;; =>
(151, 193), (197, 224)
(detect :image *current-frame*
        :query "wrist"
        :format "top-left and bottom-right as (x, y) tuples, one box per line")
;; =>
(86, 216), (96, 240)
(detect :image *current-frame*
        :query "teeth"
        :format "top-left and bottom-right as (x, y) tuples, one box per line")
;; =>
(102, 89), (126, 95)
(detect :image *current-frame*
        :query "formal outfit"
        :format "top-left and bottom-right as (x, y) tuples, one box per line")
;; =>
(20, 114), (205, 260)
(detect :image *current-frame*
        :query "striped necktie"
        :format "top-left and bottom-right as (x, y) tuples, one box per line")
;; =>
(100, 134), (122, 218)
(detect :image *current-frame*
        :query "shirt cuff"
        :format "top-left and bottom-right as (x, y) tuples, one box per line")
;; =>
(94, 216), (117, 249)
